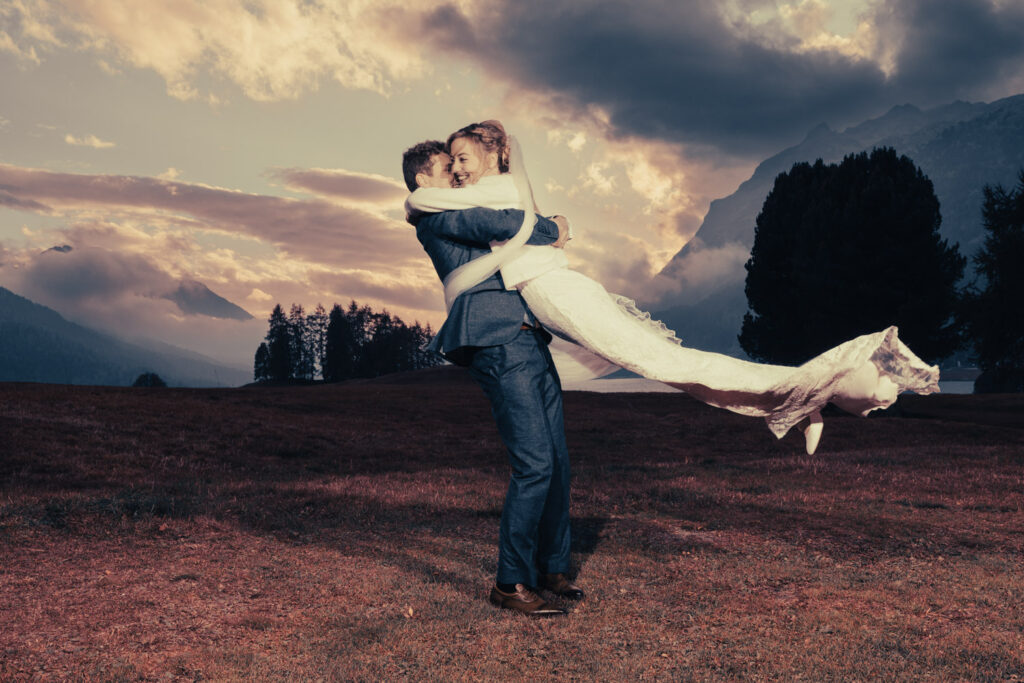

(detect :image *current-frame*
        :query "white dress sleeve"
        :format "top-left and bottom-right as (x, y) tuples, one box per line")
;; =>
(405, 177), (521, 215)
(406, 174), (569, 293)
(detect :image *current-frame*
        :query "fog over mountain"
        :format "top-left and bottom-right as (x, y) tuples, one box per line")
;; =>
(650, 94), (1024, 356)
(0, 287), (250, 387)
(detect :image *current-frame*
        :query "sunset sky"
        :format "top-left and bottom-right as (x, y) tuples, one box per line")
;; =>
(2, 0), (1023, 368)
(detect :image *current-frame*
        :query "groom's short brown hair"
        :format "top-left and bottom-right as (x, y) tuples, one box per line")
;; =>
(402, 140), (446, 192)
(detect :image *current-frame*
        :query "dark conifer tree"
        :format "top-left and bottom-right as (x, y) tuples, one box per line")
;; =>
(413, 323), (440, 370)
(322, 303), (354, 381)
(288, 303), (314, 381)
(346, 301), (374, 377)
(362, 311), (391, 377)
(307, 303), (329, 380)
(347, 301), (372, 341)
(958, 171), (1024, 391)
(740, 148), (965, 365)
(253, 342), (271, 382)
(266, 304), (292, 381)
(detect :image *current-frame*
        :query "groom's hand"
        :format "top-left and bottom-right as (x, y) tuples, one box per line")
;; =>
(552, 215), (570, 248)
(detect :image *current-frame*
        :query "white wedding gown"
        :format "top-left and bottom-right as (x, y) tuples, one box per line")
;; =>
(407, 170), (940, 450)
(519, 267), (938, 438)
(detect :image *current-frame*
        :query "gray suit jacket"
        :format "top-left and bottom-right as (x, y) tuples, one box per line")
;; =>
(414, 207), (560, 365)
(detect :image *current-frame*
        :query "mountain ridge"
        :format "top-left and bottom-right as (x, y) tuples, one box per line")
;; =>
(651, 94), (1024, 356)
(0, 286), (250, 387)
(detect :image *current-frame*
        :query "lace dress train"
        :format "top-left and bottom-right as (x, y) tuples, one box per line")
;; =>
(519, 268), (941, 439)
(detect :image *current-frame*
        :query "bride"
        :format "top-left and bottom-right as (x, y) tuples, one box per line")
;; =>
(406, 120), (940, 454)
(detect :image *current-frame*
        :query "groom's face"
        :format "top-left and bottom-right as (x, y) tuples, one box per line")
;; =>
(418, 153), (453, 189)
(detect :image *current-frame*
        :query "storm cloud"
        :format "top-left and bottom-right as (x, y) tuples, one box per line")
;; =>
(885, 0), (1024, 101)
(8, 0), (1022, 161)
(20, 246), (174, 301)
(414, 0), (1024, 156)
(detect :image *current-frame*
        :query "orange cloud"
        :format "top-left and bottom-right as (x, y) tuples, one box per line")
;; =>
(271, 167), (408, 206)
(3, 0), (434, 100)
(0, 163), (423, 269)
(0, 162), (445, 363)
(64, 133), (115, 148)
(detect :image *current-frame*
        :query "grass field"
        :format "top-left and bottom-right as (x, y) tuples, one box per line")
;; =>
(2, 368), (1023, 681)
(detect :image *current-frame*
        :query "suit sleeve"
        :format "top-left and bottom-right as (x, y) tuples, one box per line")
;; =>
(418, 207), (559, 247)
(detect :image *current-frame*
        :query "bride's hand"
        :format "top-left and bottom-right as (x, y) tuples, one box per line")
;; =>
(552, 215), (570, 248)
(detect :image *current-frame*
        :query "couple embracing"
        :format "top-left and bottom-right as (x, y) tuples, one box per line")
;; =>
(401, 120), (940, 617)
(402, 122), (579, 617)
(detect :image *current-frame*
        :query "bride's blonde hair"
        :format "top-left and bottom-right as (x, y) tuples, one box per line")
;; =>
(446, 120), (510, 173)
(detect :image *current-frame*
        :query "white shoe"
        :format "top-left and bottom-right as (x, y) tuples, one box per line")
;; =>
(802, 411), (824, 455)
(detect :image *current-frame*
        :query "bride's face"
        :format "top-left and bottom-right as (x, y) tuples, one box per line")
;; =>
(450, 137), (498, 187)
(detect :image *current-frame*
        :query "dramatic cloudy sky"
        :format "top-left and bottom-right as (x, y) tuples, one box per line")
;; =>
(2, 0), (1023, 367)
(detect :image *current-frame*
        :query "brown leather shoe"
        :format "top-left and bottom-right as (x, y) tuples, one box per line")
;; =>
(539, 573), (585, 600)
(489, 584), (566, 617)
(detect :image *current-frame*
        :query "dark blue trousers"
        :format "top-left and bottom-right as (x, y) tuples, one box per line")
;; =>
(468, 329), (572, 587)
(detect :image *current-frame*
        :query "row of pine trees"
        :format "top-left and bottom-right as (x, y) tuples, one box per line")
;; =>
(253, 301), (441, 383)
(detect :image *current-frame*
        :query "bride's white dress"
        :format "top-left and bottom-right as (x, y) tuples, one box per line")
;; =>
(519, 267), (938, 438)
(407, 168), (940, 449)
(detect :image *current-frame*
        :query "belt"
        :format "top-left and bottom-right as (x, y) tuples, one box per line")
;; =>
(520, 322), (543, 330)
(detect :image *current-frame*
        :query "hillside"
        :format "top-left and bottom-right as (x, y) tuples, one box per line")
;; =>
(0, 286), (250, 387)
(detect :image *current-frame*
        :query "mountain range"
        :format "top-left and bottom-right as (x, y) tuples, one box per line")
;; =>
(165, 279), (253, 321)
(0, 286), (250, 387)
(650, 94), (1024, 356)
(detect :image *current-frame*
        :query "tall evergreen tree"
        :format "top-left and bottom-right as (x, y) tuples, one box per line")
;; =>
(363, 311), (398, 377)
(307, 303), (329, 380)
(253, 342), (271, 382)
(412, 322), (439, 370)
(323, 303), (356, 382)
(265, 304), (292, 381)
(288, 303), (313, 381)
(346, 301), (374, 377)
(958, 171), (1024, 391)
(740, 148), (965, 365)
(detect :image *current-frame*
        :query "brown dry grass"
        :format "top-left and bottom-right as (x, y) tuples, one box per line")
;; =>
(1, 368), (1023, 682)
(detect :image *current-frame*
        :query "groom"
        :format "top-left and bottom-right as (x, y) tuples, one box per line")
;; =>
(402, 140), (584, 616)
